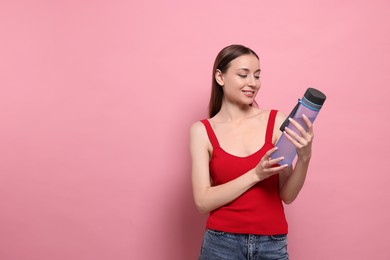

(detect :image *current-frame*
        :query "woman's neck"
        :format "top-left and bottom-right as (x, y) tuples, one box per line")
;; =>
(214, 102), (259, 123)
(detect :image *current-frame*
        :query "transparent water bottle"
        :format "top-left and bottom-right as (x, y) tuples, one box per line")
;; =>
(272, 88), (326, 166)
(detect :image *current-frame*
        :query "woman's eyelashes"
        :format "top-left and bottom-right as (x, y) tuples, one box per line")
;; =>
(237, 74), (260, 79)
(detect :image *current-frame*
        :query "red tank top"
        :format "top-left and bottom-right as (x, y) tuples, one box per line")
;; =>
(201, 110), (288, 235)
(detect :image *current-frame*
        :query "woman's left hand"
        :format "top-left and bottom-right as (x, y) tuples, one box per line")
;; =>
(284, 114), (314, 162)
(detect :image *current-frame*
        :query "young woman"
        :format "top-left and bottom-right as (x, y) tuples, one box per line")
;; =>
(190, 44), (314, 259)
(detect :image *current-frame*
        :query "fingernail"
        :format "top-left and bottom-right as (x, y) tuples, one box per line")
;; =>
(288, 117), (292, 121)
(302, 114), (307, 118)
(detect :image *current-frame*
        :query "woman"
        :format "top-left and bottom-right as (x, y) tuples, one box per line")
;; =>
(190, 44), (314, 259)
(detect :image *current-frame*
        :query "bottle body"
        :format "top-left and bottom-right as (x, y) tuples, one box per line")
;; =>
(272, 99), (320, 166)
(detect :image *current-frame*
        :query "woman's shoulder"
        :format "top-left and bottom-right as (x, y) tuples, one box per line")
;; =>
(190, 120), (208, 138)
(189, 120), (211, 151)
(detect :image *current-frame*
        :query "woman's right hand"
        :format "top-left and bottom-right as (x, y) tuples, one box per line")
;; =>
(254, 147), (288, 182)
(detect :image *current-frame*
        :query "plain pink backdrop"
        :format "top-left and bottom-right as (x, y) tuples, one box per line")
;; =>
(1, 1), (389, 259)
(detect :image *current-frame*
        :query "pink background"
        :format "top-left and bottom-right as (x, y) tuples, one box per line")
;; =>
(1, 1), (389, 259)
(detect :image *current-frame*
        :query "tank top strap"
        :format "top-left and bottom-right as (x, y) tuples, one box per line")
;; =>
(265, 109), (278, 144)
(200, 119), (220, 148)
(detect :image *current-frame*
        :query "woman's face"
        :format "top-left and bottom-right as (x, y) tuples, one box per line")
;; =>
(216, 54), (261, 106)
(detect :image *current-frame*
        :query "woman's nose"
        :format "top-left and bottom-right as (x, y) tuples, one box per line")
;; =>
(247, 76), (256, 87)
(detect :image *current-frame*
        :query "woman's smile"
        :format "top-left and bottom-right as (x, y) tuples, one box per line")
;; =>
(242, 89), (255, 97)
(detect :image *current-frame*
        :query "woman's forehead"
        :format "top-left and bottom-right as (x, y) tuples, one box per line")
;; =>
(229, 54), (260, 70)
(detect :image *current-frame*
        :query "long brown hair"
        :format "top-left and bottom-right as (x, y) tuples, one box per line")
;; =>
(208, 44), (259, 118)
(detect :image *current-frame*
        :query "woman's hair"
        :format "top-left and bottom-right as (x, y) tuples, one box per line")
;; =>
(208, 44), (259, 118)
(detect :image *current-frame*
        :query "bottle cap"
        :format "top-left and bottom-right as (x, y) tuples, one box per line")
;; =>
(304, 88), (326, 106)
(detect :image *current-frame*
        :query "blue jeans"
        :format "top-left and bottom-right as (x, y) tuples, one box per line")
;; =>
(199, 229), (289, 260)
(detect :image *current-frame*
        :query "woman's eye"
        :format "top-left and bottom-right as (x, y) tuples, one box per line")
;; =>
(254, 75), (260, 79)
(238, 74), (247, 78)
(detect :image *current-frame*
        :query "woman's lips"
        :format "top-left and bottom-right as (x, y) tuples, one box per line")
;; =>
(242, 90), (255, 97)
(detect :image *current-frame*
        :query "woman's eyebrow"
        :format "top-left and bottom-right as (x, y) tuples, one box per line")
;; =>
(236, 68), (261, 73)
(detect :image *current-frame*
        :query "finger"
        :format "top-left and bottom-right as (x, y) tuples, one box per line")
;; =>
(267, 163), (289, 173)
(285, 127), (307, 146)
(302, 114), (314, 136)
(302, 114), (312, 128)
(284, 130), (303, 149)
(264, 147), (279, 159)
(261, 159), (269, 169)
(267, 156), (286, 166)
(285, 125), (312, 145)
(288, 118), (307, 135)
(262, 155), (281, 169)
(288, 118), (314, 141)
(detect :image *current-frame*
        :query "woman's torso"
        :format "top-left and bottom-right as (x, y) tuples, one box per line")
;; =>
(201, 109), (288, 235)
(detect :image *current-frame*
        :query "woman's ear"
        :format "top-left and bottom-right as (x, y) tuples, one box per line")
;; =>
(215, 69), (224, 86)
